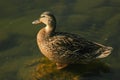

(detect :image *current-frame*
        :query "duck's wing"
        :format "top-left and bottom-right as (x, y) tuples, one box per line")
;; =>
(49, 32), (111, 63)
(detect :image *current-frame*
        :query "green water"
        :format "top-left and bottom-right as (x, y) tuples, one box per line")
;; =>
(0, 0), (120, 80)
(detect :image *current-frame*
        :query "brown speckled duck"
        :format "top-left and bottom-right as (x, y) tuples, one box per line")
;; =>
(32, 11), (113, 69)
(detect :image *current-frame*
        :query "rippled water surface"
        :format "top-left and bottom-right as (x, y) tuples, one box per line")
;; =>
(0, 0), (120, 80)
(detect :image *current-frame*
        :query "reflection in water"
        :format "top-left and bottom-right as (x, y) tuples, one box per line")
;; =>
(26, 58), (111, 80)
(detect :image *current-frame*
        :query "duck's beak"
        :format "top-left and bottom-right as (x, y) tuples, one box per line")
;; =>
(32, 19), (41, 24)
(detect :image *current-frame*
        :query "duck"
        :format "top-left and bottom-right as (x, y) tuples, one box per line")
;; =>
(32, 11), (113, 69)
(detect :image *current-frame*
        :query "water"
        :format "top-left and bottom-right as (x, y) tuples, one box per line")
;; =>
(0, 0), (120, 80)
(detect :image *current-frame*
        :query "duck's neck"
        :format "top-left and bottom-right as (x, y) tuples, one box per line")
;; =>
(45, 21), (56, 36)
(37, 21), (56, 42)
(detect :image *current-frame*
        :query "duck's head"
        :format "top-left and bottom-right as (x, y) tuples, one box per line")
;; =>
(32, 11), (56, 26)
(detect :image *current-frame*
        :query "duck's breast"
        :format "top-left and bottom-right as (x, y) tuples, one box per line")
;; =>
(37, 29), (57, 61)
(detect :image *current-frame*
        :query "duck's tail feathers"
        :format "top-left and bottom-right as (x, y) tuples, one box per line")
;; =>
(96, 46), (113, 59)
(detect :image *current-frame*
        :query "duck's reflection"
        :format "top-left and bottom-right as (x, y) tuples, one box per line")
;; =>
(34, 60), (112, 80)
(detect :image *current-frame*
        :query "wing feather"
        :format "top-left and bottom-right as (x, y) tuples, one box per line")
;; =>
(47, 32), (102, 63)
(50, 33), (101, 55)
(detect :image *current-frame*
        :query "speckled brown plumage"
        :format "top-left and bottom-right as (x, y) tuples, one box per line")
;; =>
(32, 11), (113, 69)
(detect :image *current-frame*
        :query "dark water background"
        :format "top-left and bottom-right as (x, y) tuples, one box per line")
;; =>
(0, 0), (120, 80)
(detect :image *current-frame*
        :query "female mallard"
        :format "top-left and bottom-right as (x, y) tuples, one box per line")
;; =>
(32, 11), (113, 69)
